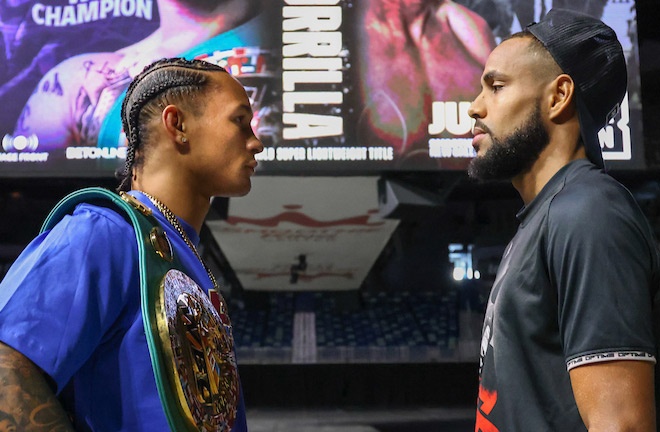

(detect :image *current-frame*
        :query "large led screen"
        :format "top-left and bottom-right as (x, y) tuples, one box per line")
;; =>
(0, 0), (645, 176)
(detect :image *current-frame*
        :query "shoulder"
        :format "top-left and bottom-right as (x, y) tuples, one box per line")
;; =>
(47, 201), (137, 254)
(551, 165), (631, 216)
(1, 199), (140, 301)
(547, 163), (647, 242)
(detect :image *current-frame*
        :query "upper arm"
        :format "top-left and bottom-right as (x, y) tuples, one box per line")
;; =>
(0, 341), (74, 431)
(570, 360), (656, 431)
(547, 185), (657, 361)
(549, 181), (659, 430)
(0, 205), (139, 390)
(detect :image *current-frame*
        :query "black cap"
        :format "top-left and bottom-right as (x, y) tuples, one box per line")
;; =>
(527, 8), (627, 168)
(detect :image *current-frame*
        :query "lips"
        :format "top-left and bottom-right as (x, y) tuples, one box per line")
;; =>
(471, 127), (487, 152)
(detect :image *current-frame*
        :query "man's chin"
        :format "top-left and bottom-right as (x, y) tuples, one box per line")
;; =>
(467, 157), (508, 182)
(467, 158), (487, 181)
(230, 182), (252, 198)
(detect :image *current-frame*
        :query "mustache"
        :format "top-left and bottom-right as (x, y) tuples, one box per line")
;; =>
(473, 120), (491, 135)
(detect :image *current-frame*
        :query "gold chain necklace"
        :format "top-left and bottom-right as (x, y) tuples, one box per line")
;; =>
(140, 191), (219, 290)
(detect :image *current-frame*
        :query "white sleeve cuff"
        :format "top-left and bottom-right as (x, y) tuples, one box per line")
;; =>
(567, 351), (656, 371)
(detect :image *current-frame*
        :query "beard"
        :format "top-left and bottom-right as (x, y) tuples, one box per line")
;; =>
(467, 102), (550, 181)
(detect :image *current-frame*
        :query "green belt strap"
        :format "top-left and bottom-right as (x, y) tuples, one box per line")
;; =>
(41, 186), (195, 432)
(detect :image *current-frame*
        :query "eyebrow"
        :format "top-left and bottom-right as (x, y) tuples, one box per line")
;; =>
(482, 70), (508, 83)
(232, 103), (253, 116)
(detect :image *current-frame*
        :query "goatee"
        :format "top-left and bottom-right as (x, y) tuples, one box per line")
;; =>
(468, 103), (550, 181)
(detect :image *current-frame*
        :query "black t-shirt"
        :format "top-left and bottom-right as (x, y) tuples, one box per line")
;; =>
(476, 159), (659, 431)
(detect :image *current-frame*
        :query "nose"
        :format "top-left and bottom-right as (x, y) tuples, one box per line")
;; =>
(248, 135), (264, 154)
(468, 92), (484, 120)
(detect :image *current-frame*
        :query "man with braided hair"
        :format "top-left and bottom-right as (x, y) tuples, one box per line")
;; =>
(0, 57), (263, 431)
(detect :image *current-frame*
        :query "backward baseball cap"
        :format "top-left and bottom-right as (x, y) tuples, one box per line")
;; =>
(527, 8), (627, 168)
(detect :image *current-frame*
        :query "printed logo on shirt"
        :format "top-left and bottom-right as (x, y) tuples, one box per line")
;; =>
(479, 315), (492, 375)
(566, 350), (656, 370)
(476, 384), (499, 432)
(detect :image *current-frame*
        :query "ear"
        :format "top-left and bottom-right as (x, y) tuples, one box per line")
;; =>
(547, 74), (576, 123)
(162, 105), (187, 145)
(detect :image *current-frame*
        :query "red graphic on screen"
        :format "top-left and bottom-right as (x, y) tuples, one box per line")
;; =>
(475, 384), (499, 432)
(225, 206), (384, 228)
(355, 0), (495, 157)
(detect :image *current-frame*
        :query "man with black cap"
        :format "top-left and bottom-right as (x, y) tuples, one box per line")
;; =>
(468, 8), (659, 431)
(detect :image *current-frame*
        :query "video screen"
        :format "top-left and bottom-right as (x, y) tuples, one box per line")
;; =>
(0, 0), (644, 177)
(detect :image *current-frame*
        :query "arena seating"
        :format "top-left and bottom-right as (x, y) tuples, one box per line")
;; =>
(228, 287), (488, 364)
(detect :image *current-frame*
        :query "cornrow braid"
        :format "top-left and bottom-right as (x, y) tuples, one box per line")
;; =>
(116, 57), (228, 192)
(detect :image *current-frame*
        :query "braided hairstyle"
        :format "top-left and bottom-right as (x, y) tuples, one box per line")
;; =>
(116, 57), (228, 192)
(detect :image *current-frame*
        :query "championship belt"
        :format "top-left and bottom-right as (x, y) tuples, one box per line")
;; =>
(41, 187), (239, 432)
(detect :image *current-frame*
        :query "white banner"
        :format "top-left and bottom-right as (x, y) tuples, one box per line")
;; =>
(207, 176), (399, 291)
